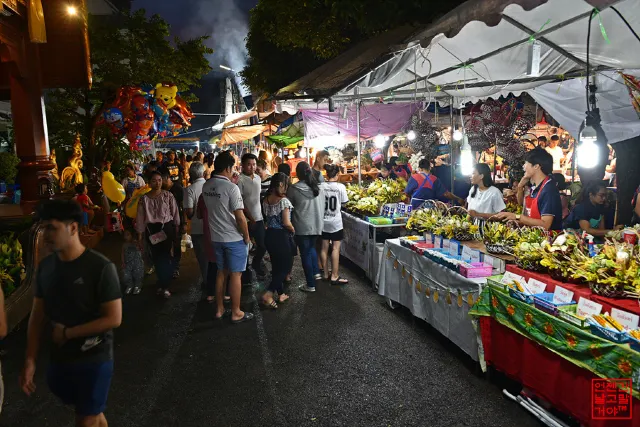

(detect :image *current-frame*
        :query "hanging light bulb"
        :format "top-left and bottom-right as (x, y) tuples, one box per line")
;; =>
(577, 125), (599, 169)
(374, 133), (386, 148)
(407, 130), (416, 141)
(460, 135), (474, 176)
(453, 128), (463, 141)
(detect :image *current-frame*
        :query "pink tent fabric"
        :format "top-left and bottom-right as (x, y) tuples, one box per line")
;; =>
(302, 102), (420, 146)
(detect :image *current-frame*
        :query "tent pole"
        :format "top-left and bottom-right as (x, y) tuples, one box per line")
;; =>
(356, 88), (362, 184)
(449, 98), (455, 198)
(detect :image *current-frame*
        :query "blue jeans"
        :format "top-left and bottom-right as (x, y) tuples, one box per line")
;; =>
(295, 235), (320, 288)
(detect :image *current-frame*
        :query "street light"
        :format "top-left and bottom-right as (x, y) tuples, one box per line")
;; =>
(67, 5), (78, 15)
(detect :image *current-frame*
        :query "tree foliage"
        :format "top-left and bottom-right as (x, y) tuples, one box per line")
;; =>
(46, 10), (213, 174)
(242, 0), (466, 94)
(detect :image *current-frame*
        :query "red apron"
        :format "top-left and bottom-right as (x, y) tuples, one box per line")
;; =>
(524, 177), (550, 220)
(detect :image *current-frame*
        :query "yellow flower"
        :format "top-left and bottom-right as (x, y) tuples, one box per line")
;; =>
(524, 312), (534, 327)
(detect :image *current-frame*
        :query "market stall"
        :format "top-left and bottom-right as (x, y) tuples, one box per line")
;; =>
(377, 238), (483, 361)
(472, 283), (640, 426)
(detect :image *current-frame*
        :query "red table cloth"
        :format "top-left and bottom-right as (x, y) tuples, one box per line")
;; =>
(506, 265), (640, 316)
(480, 317), (640, 426)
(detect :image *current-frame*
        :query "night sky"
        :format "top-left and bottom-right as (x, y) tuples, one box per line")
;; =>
(131, 0), (258, 130)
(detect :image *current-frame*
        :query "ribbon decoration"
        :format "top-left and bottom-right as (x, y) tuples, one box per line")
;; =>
(528, 18), (551, 43)
(592, 9), (611, 44)
(385, 246), (479, 307)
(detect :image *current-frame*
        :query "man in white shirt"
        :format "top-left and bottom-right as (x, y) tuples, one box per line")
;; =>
(546, 135), (564, 172)
(202, 151), (253, 324)
(184, 162), (208, 291)
(238, 153), (267, 278)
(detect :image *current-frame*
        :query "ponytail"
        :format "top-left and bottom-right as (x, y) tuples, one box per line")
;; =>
(296, 161), (320, 197)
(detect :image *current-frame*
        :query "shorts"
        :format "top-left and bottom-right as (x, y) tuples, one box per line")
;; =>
(81, 211), (89, 226)
(321, 229), (344, 242)
(47, 360), (114, 416)
(214, 240), (248, 273)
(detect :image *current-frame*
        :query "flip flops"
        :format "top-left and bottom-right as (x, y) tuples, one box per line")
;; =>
(232, 312), (255, 324)
(331, 277), (349, 285)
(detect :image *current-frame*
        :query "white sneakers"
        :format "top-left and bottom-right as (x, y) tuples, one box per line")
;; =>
(298, 285), (316, 293)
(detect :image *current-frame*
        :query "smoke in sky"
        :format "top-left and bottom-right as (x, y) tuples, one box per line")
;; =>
(132, 0), (254, 96)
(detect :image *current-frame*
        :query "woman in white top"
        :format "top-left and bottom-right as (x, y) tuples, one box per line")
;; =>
(467, 163), (506, 219)
(319, 164), (349, 285)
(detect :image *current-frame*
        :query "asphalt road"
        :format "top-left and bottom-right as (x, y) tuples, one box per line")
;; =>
(0, 234), (542, 427)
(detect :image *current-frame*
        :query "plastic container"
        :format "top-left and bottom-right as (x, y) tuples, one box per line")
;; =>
(588, 320), (629, 344)
(557, 305), (589, 329)
(508, 288), (535, 304)
(533, 292), (576, 316)
(487, 276), (508, 293)
(366, 216), (393, 225)
(627, 334), (640, 352)
(459, 262), (494, 278)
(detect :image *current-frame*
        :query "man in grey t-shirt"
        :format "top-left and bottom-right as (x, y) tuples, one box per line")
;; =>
(312, 150), (330, 183)
(238, 153), (267, 277)
(202, 151), (253, 324)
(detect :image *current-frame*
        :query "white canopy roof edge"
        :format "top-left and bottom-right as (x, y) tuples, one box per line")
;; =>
(332, 0), (640, 104)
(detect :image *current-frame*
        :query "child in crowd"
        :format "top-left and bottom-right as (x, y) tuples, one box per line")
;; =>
(121, 229), (144, 295)
(73, 183), (99, 235)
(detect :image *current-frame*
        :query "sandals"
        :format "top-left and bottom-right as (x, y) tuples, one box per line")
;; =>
(232, 312), (255, 324)
(278, 294), (290, 303)
(215, 309), (231, 320)
(331, 276), (349, 285)
(262, 299), (278, 310)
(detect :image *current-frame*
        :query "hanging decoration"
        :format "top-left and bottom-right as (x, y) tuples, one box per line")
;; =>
(384, 245), (481, 310)
(97, 83), (195, 151)
(409, 115), (439, 159)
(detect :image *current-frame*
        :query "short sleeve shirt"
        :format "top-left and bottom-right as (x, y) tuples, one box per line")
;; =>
(202, 174), (245, 242)
(322, 182), (349, 233)
(404, 173), (446, 208)
(564, 201), (605, 229)
(35, 250), (121, 363)
(529, 179), (563, 231)
(162, 162), (183, 182)
(185, 178), (206, 235)
(466, 186), (506, 214)
(237, 174), (263, 222)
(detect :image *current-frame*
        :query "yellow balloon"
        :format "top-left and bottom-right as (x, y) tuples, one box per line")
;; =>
(125, 185), (151, 218)
(102, 172), (126, 203)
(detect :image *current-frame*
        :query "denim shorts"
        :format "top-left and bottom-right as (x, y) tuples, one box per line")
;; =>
(214, 240), (248, 273)
(47, 360), (113, 416)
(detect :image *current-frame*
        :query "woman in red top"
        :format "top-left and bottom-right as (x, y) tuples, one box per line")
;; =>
(73, 183), (100, 236)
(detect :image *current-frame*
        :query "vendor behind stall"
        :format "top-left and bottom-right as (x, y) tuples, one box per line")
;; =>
(404, 159), (464, 209)
(495, 149), (563, 231)
(378, 163), (397, 180)
(564, 182), (621, 240)
(467, 163), (506, 219)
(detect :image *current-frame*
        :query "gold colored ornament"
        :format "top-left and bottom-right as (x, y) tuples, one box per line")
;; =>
(457, 291), (463, 308)
(446, 291), (452, 305)
(425, 286), (431, 297)
(434, 290), (440, 303)
(393, 259), (399, 270)
(401, 266), (407, 278)
(467, 293), (474, 306)
(416, 281), (422, 292)
(408, 274), (414, 285)
(387, 249), (392, 259)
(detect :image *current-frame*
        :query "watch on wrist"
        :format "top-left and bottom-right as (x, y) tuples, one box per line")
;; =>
(515, 214), (521, 221)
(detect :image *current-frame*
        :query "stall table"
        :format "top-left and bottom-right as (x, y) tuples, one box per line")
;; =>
(341, 212), (405, 282)
(506, 265), (640, 316)
(472, 287), (640, 427)
(377, 238), (483, 361)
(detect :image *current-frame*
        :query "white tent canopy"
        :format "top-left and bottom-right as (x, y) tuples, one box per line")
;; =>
(330, 0), (640, 103)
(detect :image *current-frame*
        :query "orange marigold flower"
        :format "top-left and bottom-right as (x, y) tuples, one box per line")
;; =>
(565, 333), (577, 349)
(590, 344), (603, 361)
(507, 305), (516, 316)
(618, 358), (632, 376)
(524, 312), (534, 327)
(543, 322), (554, 336)
(491, 295), (498, 308)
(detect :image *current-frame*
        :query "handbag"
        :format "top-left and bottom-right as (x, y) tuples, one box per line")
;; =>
(147, 225), (167, 245)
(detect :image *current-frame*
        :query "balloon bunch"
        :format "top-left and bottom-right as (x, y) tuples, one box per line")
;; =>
(98, 83), (195, 151)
